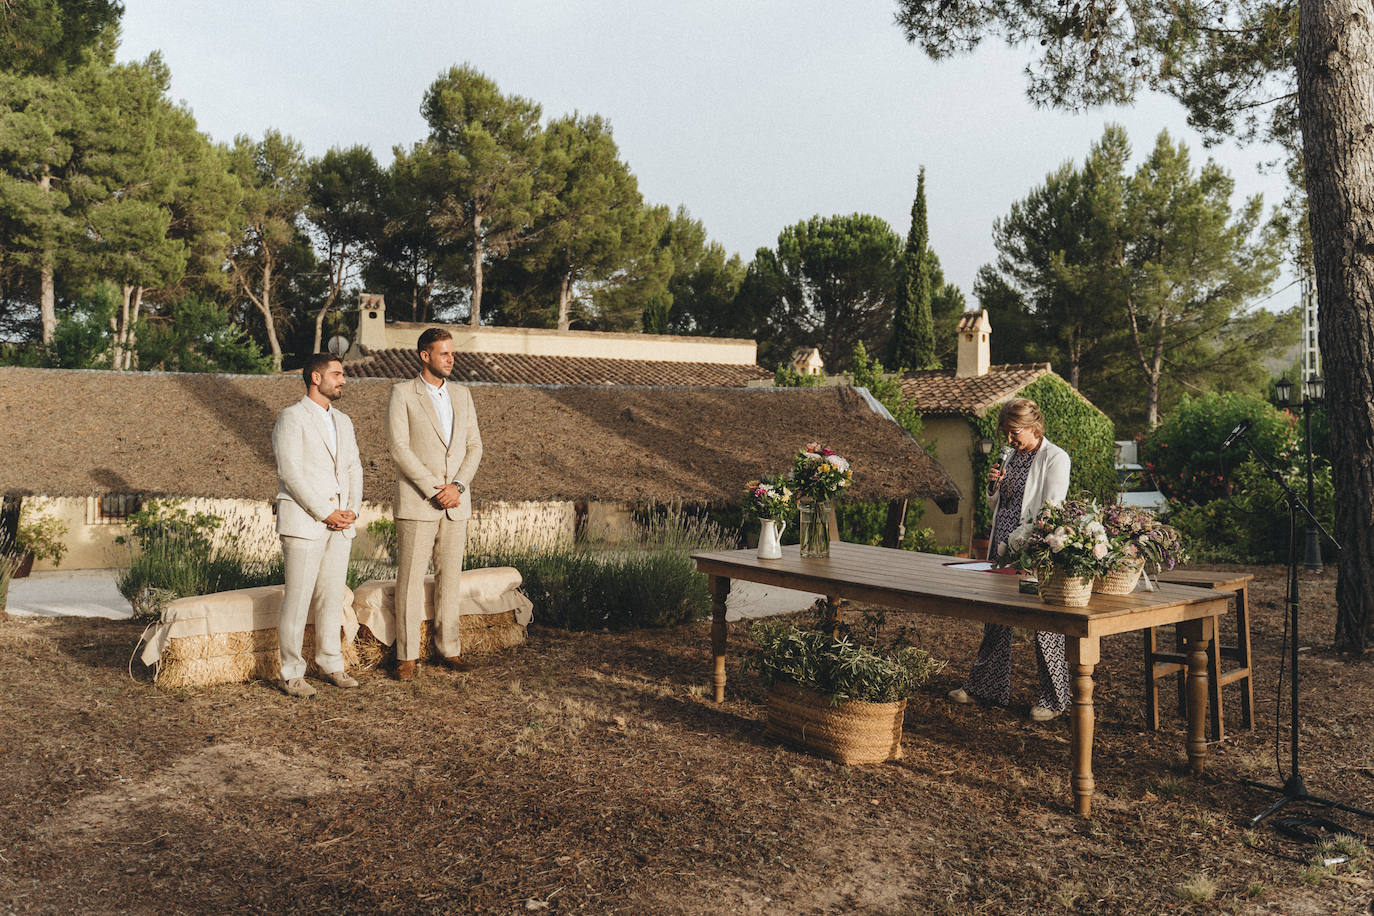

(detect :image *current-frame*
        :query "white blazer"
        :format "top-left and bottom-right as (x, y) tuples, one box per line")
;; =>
(989, 437), (1071, 528)
(272, 397), (364, 540)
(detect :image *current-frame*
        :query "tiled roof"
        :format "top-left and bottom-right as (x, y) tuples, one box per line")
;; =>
(899, 364), (1056, 416)
(344, 347), (772, 387)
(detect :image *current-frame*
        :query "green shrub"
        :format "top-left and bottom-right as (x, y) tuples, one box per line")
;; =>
(744, 619), (944, 704)
(16, 507), (68, 566)
(118, 525), (284, 621)
(1141, 392), (1298, 505)
(834, 500), (955, 553)
(1167, 458), (1334, 563)
(473, 507), (735, 631)
(469, 546), (711, 630)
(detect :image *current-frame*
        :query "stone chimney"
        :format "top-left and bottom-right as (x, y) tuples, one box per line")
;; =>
(955, 309), (991, 378)
(356, 293), (388, 353)
(790, 347), (824, 376)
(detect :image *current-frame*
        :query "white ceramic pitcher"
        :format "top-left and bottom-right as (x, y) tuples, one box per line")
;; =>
(757, 518), (785, 559)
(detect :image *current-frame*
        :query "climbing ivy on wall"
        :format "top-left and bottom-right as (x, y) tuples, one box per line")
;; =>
(967, 374), (1116, 535)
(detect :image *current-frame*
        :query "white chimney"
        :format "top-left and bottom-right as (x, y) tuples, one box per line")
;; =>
(356, 293), (388, 353)
(955, 309), (991, 378)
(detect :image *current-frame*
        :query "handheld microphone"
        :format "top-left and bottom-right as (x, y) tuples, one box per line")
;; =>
(988, 446), (1013, 494)
(1221, 418), (1252, 450)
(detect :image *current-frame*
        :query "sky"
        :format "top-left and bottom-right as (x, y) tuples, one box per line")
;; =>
(117, 0), (1299, 309)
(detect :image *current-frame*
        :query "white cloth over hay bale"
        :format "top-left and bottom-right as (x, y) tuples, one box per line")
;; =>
(138, 585), (359, 689)
(351, 567), (532, 668)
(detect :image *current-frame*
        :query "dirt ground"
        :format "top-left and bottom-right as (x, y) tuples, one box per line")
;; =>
(1, 565), (1372, 915)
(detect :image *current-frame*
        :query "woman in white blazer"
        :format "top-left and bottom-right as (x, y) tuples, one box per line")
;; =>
(948, 398), (1073, 722)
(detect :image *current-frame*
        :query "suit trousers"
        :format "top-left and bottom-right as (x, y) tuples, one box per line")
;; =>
(278, 531), (350, 680)
(394, 517), (468, 661)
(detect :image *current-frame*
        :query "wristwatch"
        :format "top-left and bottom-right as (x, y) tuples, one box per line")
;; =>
(452, 481), (466, 494)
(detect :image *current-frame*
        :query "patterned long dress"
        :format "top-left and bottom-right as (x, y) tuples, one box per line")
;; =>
(962, 445), (1071, 712)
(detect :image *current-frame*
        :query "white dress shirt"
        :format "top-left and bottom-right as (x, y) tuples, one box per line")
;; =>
(304, 396), (338, 455)
(424, 378), (453, 446)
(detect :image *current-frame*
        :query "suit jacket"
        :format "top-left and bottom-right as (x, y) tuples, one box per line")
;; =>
(272, 396), (364, 540)
(387, 377), (482, 521)
(988, 437), (1072, 528)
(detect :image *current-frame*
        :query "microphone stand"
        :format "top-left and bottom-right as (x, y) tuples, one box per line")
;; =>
(1228, 426), (1374, 827)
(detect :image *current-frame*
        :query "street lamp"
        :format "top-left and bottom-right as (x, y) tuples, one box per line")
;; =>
(1276, 375), (1325, 571)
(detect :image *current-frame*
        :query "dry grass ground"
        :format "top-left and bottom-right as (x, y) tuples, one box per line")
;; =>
(0, 564), (1371, 914)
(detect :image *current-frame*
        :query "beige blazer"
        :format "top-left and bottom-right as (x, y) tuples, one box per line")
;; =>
(272, 397), (363, 540)
(387, 377), (482, 521)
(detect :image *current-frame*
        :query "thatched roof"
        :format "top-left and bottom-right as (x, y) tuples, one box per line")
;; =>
(0, 367), (960, 508)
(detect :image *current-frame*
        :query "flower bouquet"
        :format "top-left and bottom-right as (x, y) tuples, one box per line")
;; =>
(994, 497), (1113, 606)
(745, 476), (794, 559)
(1094, 503), (1189, 594)
(787, 444), (853, 558)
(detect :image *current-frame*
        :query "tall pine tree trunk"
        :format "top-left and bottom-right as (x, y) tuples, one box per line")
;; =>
(557, 271), (573, 331)
(1299, 0), (1374, 649)
(39, 171), (56, 345)
(469, 211), (484, 327)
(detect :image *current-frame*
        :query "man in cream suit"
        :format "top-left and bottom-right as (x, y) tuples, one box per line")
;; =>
(387, 327), (482, 681)
(272, 353), (364, 698)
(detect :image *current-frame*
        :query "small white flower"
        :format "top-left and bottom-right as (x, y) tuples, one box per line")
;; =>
(826, 455), (850, 471)
(1047, 533), (1067, 553)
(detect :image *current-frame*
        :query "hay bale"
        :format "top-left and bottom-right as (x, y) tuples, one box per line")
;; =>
(353, 611), (526, 669)
(349, 567), (533, 668)
(140, 584), (361, 689)
(155, 624), (361, 689)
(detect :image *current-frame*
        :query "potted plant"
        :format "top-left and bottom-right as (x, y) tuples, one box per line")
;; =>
(744, 476), (794, 559)
(745, 619), (943, 764)
(11, 508), (68, 578)
(786, 443), (852, 559)
(994, 497), (1113, 606)
(1094, 503), (1189, 595)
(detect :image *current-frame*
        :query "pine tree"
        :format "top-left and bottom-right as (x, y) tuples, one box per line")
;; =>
(890, 168), (934, 370)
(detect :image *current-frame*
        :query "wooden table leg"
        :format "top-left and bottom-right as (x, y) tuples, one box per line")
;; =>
(821, 596), (839, 637)
(1180, 616), (1216, 776)
(1068, 636), (1100, 817)
(710, 575), (731, 702)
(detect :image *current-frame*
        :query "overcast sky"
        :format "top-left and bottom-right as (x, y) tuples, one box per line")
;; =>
(117, 0), (1298, 309)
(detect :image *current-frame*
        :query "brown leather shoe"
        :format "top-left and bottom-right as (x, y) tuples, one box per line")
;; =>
(396, 660), (416, 681)
(442, 655), (474, 672)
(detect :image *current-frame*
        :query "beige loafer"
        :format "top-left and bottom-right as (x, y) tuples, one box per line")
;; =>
(323, 670), (359, 688)
(281, 677), (317, 698)
(947, 687), (976, 705)
(1029, 704), (1063, 722)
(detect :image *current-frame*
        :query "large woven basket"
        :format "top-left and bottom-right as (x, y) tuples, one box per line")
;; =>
(765, 682), (906, 764)
(1039, 573), (1093, 607)
(1093, 559), (1145, 596)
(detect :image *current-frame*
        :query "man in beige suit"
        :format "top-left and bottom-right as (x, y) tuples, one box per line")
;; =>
(272, 353), (364, 698)
(387, 327), (483, 680)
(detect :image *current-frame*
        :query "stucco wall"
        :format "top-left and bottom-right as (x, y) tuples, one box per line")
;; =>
(919, 417), (978, 552)
(21, 495), (628, 572)
(358, 319), (758, 366)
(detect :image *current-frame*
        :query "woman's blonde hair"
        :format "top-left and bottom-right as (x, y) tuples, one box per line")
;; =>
(998, 397), (1045, 437)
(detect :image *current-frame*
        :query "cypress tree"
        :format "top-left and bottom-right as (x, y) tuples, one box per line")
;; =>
(890, 168), (935, 370)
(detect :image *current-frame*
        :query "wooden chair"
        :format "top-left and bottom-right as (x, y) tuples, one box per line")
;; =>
(1143, 570), (1254, 742)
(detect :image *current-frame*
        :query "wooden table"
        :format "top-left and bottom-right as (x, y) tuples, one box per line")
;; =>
(692, 543), (1233, 816)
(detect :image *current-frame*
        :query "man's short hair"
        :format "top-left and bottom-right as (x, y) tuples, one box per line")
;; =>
(417, 327), (453, 353)
(302, 352), (340, 388)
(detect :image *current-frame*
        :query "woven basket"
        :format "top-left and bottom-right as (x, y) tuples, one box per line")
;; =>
(1093, 559), (1145, 595)
(765, 682), (906, 764)
(1039, 573), (1093, 607)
